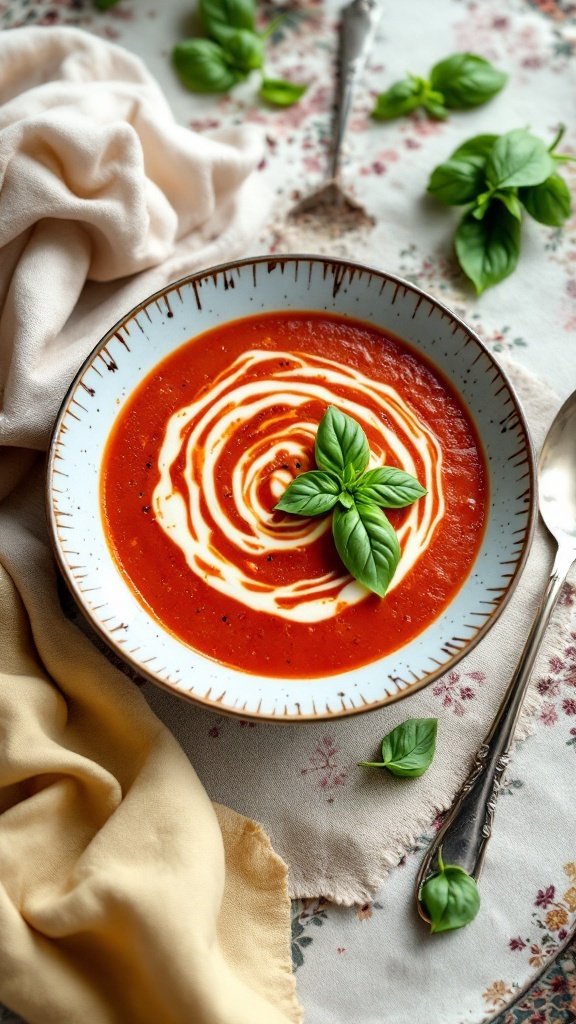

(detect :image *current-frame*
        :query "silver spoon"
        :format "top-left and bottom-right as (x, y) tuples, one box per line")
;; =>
(416, 389), (576, 921)
(287, 0), (381, 230)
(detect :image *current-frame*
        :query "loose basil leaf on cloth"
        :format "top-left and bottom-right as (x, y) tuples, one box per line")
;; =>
(427, 156), (487, 205)
(429, 53), (507, 109)
(222, 28), (265, 72)
(172, 39), (242, 92)
(274, 470), (340, 516)
(358, 718), (438, 777)
(422, 93), (449, 120)
(372, 54), (505, 121)
(455, 203), (521, 294)
(315, 405), (370, 478)
(372, 77), (428, 121)
(451, 133), (499, 164)
(519, 173), (572, 226)
(420, 852), (481, 933)
(486, 128), (554, 190)
(332, 501), (401, 597)
(352, 466), (427, 507)
(199, 0), (256, 42)
(494, 189), (523, 220)
(260, 78), (307, 107)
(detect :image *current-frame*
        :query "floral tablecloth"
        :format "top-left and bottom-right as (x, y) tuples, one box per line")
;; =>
(2, 0), (576, 1022)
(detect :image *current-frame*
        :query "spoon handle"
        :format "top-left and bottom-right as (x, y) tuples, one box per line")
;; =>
(416, 543), (576, 912)
(331, 0), (380, 180)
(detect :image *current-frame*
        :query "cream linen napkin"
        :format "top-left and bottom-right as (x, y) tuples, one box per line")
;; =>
(0, 26), (299, 1024)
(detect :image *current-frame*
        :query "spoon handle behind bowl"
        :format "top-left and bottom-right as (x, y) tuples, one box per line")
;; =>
(416, 542), (576, 920)
(331, 0), (381, 180)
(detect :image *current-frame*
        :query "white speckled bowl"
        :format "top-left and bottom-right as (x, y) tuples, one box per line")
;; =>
(47, 256), (535, 721)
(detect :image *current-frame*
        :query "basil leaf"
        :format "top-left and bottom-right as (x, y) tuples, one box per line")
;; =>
(332, 501), (400, 597)
(372, 77), (427, 121)
(315, 406), (369, 479)
(470, 191), (492, 220)
(519, 173), (572, 226)
(455, 203), (521, 294)
(494, 189), (522, 221)
(338, 491), (355, 510)
(260, 78), (307, 107)
(352, 466), (427, 508)
(429, 53), (507, 109)
(359, 718), (438, 777)
(93, 0), (120, 8)
(451, 134), (499, 164)
(422, 94), (448, 120)
(421, 862), (481, 933)
(428, 156), (487, 205)
(221, 28), (264, 72)
(199, 0), (255, 42)
(380, 717), (437, 777)
(172, 39), (243, 93)
(486, 129), (554, 190)
(274, 470), (340, 516)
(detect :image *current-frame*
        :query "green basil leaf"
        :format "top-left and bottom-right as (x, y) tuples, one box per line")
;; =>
(494, 189), (522, 220)
(455, 203), (521, 294)
(332, 501), (400, 597)
(352, 467), (427, 508)
(315, 406), (369, 479)
(274, 470), (340, 516)
(422, 95), (448, 120)
(172, 39), (243, 93)
(260, 78), (307, 107)
(470, 191), (492, 220)
(338, 491), (355, 510)
(221, 28), (264, 72)
(451, 134), (499, 165)
(421, 862), (481, 933)
(93, 0), (120, 9)
(486, 129), (554, 190)
(371, 77), (427, 121)
(381, 717), (437, 777)
(429, 53), (507, 109)
(519, 173), (572, 226)
(428, 156), (487, 205)
(199, 0), (255, 42)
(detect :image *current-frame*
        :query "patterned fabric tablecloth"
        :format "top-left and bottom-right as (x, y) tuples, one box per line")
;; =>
(1, 1), (575, 1022)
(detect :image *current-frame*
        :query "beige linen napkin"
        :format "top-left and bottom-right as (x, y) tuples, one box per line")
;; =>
(0, 26), (300, 1024)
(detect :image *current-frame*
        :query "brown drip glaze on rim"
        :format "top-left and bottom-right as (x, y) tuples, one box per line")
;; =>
(46, 255), (537, 723)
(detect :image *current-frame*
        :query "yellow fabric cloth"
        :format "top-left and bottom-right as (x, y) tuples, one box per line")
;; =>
(0, 24), (299, 1024)
(0, 464), (300, 1023)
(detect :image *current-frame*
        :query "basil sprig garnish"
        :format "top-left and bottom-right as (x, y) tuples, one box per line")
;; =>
(428, 126), (574, 293)
(372, 52), (506, 122)
(420, 849), (481, 933)
(274, 406), (426, 597)
(171, 0), (307, 105)
(358, 718), (438, 778)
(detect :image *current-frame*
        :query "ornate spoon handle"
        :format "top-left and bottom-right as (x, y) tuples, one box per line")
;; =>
(330, 0), (380, 180)
(416, 543), (576, 913)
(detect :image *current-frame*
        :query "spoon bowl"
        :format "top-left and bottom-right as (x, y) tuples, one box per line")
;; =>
(538, 391), (576, 548)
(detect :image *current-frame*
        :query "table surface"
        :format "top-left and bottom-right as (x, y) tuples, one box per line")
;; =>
(2, 1), (576, 1022)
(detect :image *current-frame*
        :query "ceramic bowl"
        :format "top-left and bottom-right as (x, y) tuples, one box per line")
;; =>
(47, 256), (535, 721)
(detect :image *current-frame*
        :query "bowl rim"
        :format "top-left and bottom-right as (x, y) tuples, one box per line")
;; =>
(46, 253), (537, 722)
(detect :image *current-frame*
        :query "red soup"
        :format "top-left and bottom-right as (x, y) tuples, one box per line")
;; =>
(101, 312), (488, 678)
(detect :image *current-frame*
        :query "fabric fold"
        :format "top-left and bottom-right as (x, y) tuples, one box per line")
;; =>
(0, 24), (299, 1024)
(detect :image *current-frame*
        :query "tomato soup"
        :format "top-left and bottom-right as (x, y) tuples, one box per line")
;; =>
(101, 313), (488, 678)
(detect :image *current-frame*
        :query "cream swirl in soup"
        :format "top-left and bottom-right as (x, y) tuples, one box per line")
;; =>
(152, 349), (444, 623)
